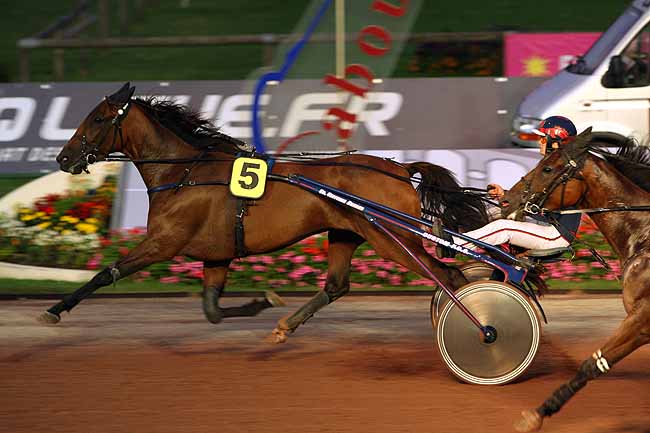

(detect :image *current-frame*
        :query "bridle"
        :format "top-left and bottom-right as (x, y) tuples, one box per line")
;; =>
(518, 145), (589, 216)
(74, 99), (131, 173)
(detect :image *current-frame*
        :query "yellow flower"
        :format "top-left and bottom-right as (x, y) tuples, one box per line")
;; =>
(61, 230), (72, 235)
(75, 223), (97, 234)
(37, 222), (52, 229)
(85, 217), (99, 225)
(60, 216), (80, 224)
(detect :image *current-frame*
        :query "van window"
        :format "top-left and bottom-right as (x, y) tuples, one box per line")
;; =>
(570, 7), (642, 75)
(605, 23), (650, 87)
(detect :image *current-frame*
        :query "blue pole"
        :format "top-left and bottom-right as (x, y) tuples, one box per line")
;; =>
(251, 0), (333, 153)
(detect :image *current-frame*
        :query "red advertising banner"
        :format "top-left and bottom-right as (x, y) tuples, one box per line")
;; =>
(504, 33), (601, 77)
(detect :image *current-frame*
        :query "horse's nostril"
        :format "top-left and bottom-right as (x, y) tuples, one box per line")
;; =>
(62, 156), (69, 163)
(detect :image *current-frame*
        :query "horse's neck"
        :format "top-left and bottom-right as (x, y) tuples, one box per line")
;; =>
(582, 157), (650, 261)
(121, 108), (198, 189)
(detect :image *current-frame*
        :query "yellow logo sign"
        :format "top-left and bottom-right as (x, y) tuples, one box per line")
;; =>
(229, 157), (268, 199)
(522, 56), (550, 77)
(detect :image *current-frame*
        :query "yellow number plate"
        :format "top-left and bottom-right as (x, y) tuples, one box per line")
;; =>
(229, 157), (268, 199)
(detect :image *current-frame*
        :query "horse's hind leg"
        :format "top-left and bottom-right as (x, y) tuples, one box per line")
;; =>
(515, 296), (650, 432)
(271, 230), (364, 343)
(202, 260), (285, 324)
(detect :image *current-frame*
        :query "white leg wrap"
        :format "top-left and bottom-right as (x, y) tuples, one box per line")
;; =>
(592, 349), (610, 373)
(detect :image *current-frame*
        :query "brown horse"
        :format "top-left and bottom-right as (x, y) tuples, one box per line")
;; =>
(503, 130), (650, 432)
(42, 82), (488, 343)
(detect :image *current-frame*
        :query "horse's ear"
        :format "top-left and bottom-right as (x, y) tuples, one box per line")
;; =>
(578, 126), (593, 137)
(106, 82), (135, 105)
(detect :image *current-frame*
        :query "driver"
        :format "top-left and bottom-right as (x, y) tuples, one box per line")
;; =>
(449, 116), (582, 252)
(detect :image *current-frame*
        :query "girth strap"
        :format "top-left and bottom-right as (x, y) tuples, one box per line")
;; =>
(234, 198), (250, 258)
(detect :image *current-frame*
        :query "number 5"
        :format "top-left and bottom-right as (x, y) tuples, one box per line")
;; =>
(229, 157), (268, 199)
(239, 162), (260, 189)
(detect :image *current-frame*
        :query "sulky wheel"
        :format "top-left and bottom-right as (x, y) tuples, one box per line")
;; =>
(436, 280), (541, 385)
(430, 262), (495, 328)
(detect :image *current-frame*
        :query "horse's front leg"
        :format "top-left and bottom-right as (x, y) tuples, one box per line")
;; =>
(39, 236), (174, 324)
(515, 297), (650, 432)
(202, 260), (285, 324)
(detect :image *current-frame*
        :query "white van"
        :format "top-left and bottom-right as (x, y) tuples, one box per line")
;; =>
(512, 0), (650, 146)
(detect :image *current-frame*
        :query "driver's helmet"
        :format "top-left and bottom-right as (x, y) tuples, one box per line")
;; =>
(533, 116), (577, 147)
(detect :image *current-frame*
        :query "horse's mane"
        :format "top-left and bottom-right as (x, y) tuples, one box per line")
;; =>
(582, 133), (650, 192)
(131, 97), (250, 154)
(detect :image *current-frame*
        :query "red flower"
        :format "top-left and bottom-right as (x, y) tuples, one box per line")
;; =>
(118, 247), (130, 256)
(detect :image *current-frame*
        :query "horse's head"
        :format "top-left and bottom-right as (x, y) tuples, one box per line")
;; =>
(503, 131), (593, 219)
(57, 82), (135, 174)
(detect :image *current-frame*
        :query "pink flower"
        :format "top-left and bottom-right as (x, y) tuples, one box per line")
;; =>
(252, 265), (267, 272)
(160, 276), (180, 284)
(261, 256), (274, 264)
(169, 263), (188, 273)
(189, 269), (204, 279)
(291, 255), (307, 264)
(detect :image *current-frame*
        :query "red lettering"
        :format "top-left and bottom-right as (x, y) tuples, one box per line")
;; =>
(358, 25), (392, 56)
(372, 0), (408, 18)
(322, 108), (357, 140)
(323, 64), (375, 97)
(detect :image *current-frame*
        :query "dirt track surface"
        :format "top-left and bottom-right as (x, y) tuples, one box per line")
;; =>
(0, 294), (648, 433)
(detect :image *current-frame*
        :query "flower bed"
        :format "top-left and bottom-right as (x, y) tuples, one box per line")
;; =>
(0, 178), (620, 288)
(0, 176), (116, 269)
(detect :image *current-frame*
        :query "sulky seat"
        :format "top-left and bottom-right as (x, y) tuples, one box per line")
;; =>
(524, 246), (573, 263)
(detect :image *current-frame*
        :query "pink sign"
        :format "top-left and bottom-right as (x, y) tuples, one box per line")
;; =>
(505, 33), (601, 77)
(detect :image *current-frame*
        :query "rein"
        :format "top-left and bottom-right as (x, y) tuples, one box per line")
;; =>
(535, 205), (650, 215)
(106, 151), (489, 198)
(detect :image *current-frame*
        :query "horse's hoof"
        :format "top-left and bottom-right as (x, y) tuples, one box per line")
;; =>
(265, 290), (286, 307)
(514, 410), (543, 433)
(268, 327), (289, 344)
(38, 311), (60, 325)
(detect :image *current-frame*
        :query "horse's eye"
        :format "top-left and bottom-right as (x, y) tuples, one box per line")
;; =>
(543, 166), (552, 173)
(94, 117), (104, 123)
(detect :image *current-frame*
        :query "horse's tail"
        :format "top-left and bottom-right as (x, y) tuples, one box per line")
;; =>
(406, 162), (488, 232)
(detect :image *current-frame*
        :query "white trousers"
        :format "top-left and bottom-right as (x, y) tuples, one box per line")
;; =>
(452, 219), (569, 251)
